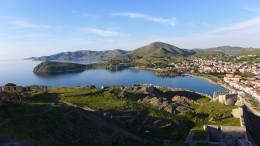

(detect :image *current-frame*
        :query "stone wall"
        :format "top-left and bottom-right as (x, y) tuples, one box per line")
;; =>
(214, 91), (238, 106)
(203, 125), (221, 142)
(213, 91), (232, 99)
(0, 86), (24, 93)
(224, 93), (238, 106)
(0, 92), (2, 105)
(126, 110), (147, 128)
(102, 112), (126, 128)
(220, 126), (246, 145)
(232, 107), (243, 118)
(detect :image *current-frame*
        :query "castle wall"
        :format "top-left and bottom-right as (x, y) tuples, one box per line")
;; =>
(1, 86), (23, 93)
(204, 125), (221, 142)
(224, 94), (238, 106)
(232, 107), (243, 118)
(213, 91), (231, 99)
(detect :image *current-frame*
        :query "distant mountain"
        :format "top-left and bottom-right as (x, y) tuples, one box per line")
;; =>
(33, 49), (129, 61)
(193, 46), (258, 55)
(122, 42), (196, 64)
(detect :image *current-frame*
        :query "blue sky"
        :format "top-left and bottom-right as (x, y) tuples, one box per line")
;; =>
(1, 0), (260, 59)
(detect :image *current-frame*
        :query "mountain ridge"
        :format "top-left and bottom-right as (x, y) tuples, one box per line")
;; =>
(28, 42), (260, 61)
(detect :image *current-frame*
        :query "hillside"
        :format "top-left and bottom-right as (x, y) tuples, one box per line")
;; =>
(194, 46), (257, 55)
(235, 49), (260, 56)
(33, 49), (129, 61)
(122, 42), (196, 64)
(189, 50), (224, 59)
(33, 62), (86, 73)
(0, 85), (242, 145)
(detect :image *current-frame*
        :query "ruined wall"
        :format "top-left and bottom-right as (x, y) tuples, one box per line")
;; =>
(217, 92), (238, 106)
(204, 125), (221, 142)
(102, 112), (126, 128)
(0, 92), (2, 105)
(0, 86), (24, 93)
(221, 126), (246, 142)
(224, 93), (238, 106)
(232, 107), (243, 118)
(213, 91), (232, 99)
(126, 110), (147, 128)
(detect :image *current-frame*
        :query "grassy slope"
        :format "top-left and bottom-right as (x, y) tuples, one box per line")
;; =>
(0, 86), (241, 144)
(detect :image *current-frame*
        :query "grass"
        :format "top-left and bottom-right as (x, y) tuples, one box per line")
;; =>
(0, 105), (114, 145)
(0, 86), (243, 144)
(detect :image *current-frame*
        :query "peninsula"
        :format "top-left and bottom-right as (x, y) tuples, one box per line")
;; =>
(33, 62), (86, 73)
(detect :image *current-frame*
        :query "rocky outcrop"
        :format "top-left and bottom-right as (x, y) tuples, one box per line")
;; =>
(138, 96), (192, 114)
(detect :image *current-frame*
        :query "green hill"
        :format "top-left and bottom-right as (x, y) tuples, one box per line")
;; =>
(33, 49), (129, 61)
(33, 62), (86, 72)
(123, 42), (196, 64)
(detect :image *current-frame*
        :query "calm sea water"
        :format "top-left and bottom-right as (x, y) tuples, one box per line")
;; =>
(0, 59), (227, 96)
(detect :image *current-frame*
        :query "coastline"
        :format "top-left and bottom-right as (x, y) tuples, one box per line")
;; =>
(183, 73), (233, 92)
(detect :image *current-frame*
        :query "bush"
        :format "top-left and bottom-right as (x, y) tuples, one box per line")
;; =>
(5, 83), (16, 86)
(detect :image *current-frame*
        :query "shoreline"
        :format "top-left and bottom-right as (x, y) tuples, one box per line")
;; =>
(183, 73), (233, 92)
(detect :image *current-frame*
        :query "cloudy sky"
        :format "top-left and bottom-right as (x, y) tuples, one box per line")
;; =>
(1, 0), (260, 59)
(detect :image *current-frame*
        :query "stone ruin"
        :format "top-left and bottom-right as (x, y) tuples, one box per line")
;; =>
(199, 125), (253, 146)
(0, 86), (24, 93)
(30, 85), (47, 92)
(213, 91), (238, 106)
(0, 85), (47, 93)
(95, 110), (147, 129)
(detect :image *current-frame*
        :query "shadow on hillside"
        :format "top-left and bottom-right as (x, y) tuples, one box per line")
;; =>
(153, 88), (208, 101)
(25, 92), (60, 103)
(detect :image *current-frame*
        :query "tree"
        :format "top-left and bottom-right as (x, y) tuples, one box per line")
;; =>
(5, 83), (16, 86)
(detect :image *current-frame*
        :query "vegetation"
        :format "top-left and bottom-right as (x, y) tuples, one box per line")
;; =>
(5, 83), (16, 86)
(33, 62), (86, 73)
(0, 84), (243, 144)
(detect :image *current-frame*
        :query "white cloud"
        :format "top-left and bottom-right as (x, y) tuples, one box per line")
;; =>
(210, 17), (260, 33)
(80, 28), (126, 36)
(242, 4), (260, 13)
(9, 20), (50, 29)
(110, 12), (177, 26)
(82, 13), (99, 20)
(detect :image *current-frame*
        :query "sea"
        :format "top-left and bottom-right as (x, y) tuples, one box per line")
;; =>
(0, 59), (227, 96)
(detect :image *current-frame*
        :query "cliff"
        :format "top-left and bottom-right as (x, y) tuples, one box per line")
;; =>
(33, 62), (86, 73)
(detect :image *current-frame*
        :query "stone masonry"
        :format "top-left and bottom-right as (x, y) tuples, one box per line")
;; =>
(0, 86), (24, 93)
(213, 91), (238, 106)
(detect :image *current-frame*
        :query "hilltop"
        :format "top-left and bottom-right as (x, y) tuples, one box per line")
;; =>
(33, 49), (129, 61)
(120, 42), (196, 64)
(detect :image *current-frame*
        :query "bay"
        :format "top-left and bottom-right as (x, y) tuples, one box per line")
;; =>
(0, 59), (227, 96)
